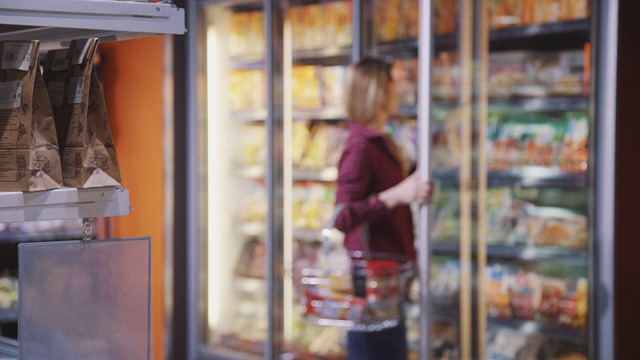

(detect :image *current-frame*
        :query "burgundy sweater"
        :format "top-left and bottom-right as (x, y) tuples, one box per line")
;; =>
(334, 122), (416, 262)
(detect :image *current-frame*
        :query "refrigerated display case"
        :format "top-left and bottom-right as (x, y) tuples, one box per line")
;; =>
(366, 0), (609, 359)
(189, 0), (616, 359)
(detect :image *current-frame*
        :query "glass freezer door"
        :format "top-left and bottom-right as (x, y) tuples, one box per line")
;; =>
(199, 2), (271, 358)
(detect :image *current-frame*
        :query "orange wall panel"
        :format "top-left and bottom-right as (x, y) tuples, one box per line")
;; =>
(100, 36), (166, 360)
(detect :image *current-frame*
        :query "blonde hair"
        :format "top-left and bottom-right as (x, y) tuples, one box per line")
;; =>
(344, 57), (393, 124)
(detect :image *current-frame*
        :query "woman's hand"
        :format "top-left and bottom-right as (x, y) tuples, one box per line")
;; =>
(378, 171), (434, 208)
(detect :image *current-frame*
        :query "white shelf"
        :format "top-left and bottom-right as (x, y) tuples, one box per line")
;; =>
(0, 0), (186, 51)
(0, 186), (130, 223)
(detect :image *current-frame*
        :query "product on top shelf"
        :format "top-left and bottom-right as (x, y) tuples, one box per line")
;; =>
(303, 4), (325, 51)
(228, 11), (248, 57)
(434, 0), (457, 34)
(405, 0), (420, 38)
(0, 40), (64, 191)
(325, 1), (353, 48)
(374, 0), (456, 40)
(383, 0), (404, 41)
(228, 10), (264, 58)
(44, 38), (122, 188)
(289, 1), (353, 52)
(489, 0), (590, 28)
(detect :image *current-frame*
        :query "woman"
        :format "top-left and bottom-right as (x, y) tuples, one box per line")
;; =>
(334, 57), (433, 359)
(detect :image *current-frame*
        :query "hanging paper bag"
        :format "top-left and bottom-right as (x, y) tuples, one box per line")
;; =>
(0, 40), (63, 191)
(44, 38), (122, 188)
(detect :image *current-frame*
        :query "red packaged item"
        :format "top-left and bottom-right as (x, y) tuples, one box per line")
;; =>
(539, 277), (587, 328)
(508, 272), (542, 320)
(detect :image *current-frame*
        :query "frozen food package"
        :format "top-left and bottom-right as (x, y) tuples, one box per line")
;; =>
(229, 11), (248, 57)
(0, 40), (63, 191)
(46, 39), (121, 188)
(326, 1), (352, 47)
(559, 112), (589, 173)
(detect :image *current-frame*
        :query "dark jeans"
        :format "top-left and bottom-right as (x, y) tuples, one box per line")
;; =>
(346, 321), (407, 360)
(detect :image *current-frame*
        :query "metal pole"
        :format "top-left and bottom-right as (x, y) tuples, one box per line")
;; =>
(352, 0), (364, 61)
(417, 0), (433, 359)
(265, 0), (284, 358)
(171, 0), (199, 359)
(594, 0), (618, 359)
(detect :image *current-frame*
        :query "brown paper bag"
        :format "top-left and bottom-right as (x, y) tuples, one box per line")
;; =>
(44, 38), (121, 188)
(0, 40), (63, 191)
(43, 47), (71, 157)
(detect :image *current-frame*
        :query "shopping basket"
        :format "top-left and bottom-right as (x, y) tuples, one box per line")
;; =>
(298, 204), (415, 332)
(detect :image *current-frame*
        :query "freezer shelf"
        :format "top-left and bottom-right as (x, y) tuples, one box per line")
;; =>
(433, 168), (588, 188)
(431, 242), (588, 261)
(376, 18), (590, 54)
(0, 337), (17, 359)
(0, 187), (130, 223)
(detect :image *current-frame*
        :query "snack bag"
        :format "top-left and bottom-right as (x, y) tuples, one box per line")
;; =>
(0, 40), (63, 191)
(45, 38), (122, 188)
